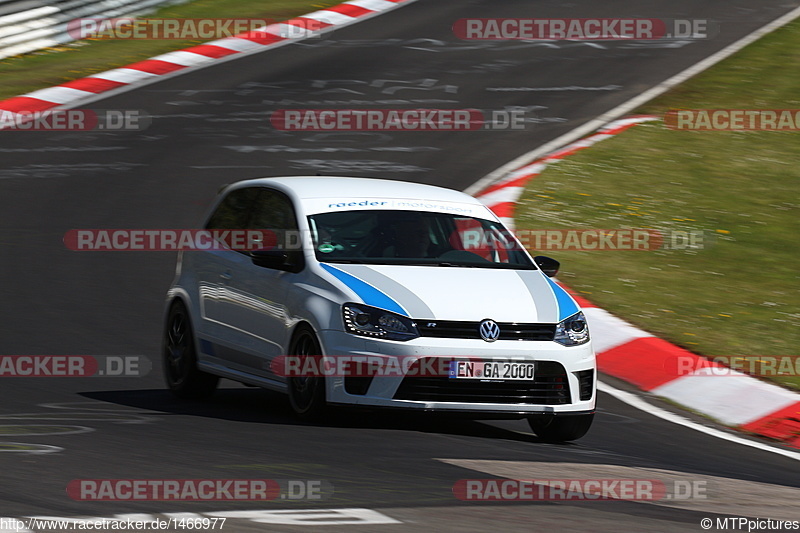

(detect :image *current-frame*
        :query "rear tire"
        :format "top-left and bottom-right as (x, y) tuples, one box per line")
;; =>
(527, 413), (594, 442)
(287, 326), (327, 421)
(163, 301), (218, 399)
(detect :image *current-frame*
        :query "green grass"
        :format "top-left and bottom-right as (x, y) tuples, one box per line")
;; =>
(516, 19), (800, 390)
(0, 0), (332, 101)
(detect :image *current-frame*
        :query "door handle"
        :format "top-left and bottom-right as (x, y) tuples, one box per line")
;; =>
(220, 271), (232, 281)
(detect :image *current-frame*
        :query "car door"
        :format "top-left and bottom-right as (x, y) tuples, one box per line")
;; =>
(221, 187), (302, 379)
(193, 186), (261, 363)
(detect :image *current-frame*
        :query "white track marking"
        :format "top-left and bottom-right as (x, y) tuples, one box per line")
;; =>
(207, 508), (401, 526)
(0, 442), (63, 454)
(0, 425), (93, 436)
(598, 381), (800, 461)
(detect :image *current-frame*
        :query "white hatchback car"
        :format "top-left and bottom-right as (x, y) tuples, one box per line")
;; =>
(163, 176), (596, 441)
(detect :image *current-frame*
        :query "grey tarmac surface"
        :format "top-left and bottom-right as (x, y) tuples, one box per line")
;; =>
(1, 1), (799, 530)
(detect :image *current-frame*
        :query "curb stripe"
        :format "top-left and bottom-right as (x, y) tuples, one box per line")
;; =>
(652, 373), (800, 427)
(123, 59), (188, 75)
(288, 18), (333, 30)
(59, 78), (126, 94)
(0, 0), (416, 118)
(149, 51), (217, 67)
(740, 403), (800, 446)
(325, 4), (373, 17)
(302, 10), (358, 25)
(89, 68), (158, 84)
(597, 337), (699, 391)
(473, 115), (800, 448)
(23, 86), (92, 104)
(349, 0), (402, 8)
(582, 307), (652, 354)
(0, 96), (59, 113)
(236, 31), (284, 45)
(181, 44), (240, 59)
(203, 37), (263, 52)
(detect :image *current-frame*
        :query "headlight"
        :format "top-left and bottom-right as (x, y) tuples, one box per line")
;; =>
(554, 311), (590, 346)
(342, 303), (419, 341)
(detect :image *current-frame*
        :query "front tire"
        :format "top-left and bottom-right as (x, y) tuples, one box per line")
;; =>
(287, 326), (326, 420)
(163, 300), (219, 399)
(527, 413), (594, 442)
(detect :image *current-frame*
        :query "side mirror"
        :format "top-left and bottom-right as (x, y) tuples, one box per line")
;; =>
(250, 249), (303, 273)
(534, 255), (560, 277)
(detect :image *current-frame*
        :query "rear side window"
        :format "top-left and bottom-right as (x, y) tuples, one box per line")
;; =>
(206, 187), (260, 231)
(249, 189), (302, 254)
(249, 189), (298, 232)
(205, 186), (301, 259)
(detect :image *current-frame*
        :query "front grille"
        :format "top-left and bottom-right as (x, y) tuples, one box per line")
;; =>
(394, 359), (571, 405)
(417, 321), (556, 341)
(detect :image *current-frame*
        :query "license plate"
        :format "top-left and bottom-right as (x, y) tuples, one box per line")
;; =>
(449, 361), (535, 380)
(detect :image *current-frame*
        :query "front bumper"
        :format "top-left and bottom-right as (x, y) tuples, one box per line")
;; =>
(318, 330), (596, 414)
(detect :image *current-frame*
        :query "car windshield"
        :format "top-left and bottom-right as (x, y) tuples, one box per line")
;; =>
(308, 210), (536, 269)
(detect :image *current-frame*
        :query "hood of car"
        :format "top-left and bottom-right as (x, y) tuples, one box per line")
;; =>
(318, 263), (579, 323)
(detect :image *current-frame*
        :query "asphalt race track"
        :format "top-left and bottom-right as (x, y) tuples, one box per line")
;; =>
(1, 1), (799, 531)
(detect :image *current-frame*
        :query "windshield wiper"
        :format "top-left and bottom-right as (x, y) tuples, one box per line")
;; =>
(436, 262), (475, 267)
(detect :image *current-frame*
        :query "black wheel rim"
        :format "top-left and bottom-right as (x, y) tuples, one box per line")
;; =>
(165, 311), (190, 385)
(290, 333), (320, 411)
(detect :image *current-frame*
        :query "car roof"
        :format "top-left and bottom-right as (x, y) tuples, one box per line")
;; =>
(228, 176), (484, 205)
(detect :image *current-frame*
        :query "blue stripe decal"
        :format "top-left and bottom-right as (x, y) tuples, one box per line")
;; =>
(320, 263), (408, 316)
(544, 275), (580, 321)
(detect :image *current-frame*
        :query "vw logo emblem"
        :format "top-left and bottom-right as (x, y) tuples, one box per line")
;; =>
(478, 319), (500, 342)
